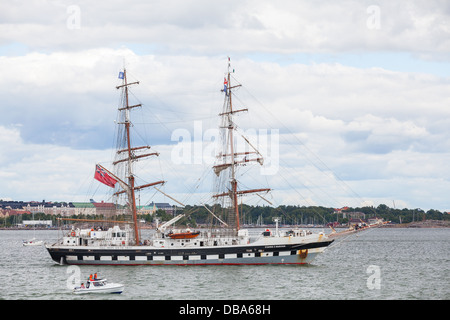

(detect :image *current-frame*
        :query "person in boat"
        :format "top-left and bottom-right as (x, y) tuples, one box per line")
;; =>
(94, 273), (98, 280)
(80, 283), (85, 289)
(89, 274), (94, 281)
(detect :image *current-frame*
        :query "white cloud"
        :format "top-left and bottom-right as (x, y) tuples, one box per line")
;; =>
(1, 1), (450, 56)
(0, 125), (109, 201)
(2, 50), (450, 211)
(1, 1), (450, 211)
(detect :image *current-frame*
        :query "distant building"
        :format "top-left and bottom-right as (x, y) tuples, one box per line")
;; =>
(25, 201), (75, 216)
(136, 202), (175, 215)
(0, 201), (27, 210)
(72, 202), (97, 216)
(333, 207), (348, 218)
(22, 220), (52, 227)
(347, 212), (365, 220)
(0, 199), (172, 217)
(93, 201), (117, 216)
(334, 206), (349, 218)
(149, 202), (174, 215)
(334, 206), (349, 214)
(137, 205), (156, 215)
(0, 208), (31, 218)
(333, 207), (365, 220)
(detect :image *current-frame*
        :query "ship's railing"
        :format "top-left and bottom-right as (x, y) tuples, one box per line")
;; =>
(201, 229), (239, 238)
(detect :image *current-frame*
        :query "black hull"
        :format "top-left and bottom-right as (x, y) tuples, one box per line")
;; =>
(46, 240), (333, 265)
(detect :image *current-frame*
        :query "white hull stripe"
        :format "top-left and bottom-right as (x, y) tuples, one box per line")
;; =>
(48, 240), (333, 265)
(68, 249), (321, 263)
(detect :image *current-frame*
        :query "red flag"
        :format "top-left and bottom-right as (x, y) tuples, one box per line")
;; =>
(94, 165), (117, 188)
(223, 77), (228, 94)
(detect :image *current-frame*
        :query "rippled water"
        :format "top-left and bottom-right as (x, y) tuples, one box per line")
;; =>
(1, 228), (448, 300)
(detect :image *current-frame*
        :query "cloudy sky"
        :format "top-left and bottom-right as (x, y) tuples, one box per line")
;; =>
(1, 0), (449, 212)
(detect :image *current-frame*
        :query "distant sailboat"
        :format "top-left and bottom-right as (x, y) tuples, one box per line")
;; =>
(23, 212), (44, 246)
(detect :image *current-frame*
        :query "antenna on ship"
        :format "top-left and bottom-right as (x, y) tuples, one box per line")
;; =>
(273, 217), (281, 237)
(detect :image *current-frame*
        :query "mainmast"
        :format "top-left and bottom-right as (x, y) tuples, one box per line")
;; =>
(115, 69), (165, 245)
(213, 58), (270, 231)
(226, 62), (240, 230)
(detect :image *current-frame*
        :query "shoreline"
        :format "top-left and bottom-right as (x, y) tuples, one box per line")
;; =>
(382, 219), (450, 228)
(1, 219), (449, 231)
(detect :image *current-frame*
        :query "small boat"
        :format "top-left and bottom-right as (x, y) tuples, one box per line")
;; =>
(167, 228), (200, 239)
(23, 213), (44, 246)
(23, 238), (44, 246)
(73, 278), (124, 295)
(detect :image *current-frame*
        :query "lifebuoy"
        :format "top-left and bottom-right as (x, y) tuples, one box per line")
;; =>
(70, 231), (76, 237)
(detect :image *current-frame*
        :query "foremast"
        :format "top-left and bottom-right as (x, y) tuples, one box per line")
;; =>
(213, 58), (270, 231)
(112, 69), (165, 245)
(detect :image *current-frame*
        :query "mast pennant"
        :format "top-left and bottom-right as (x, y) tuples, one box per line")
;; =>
(94, 164), (117, 188)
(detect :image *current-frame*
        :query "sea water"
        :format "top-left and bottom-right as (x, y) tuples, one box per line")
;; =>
(0, 228), (448, 300)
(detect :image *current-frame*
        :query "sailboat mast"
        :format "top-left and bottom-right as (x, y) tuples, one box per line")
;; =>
(114, 68), (165, 245)
(122, 69), (140, 245)
(213, 58), (270, 230)
(226, 63), (240, 231)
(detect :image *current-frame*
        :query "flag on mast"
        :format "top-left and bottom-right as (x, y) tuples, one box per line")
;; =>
(94, 165), (117, 188)
(223, 77), (228, 95)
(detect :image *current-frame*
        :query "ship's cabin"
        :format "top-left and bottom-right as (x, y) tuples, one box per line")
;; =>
(61, 225), (131, 246)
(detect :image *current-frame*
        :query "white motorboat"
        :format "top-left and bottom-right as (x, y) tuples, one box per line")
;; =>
(23, 212), (44, 246)
(23, 238), (44, 246)
(73, 278), (124, 294)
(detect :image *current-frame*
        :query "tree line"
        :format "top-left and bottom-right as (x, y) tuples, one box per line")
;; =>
(140, 204), (450, 227)
(1, 204), (448, 228)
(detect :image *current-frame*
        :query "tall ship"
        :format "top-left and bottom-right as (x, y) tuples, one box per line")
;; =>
(46, 61), (333, 266)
